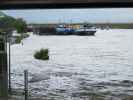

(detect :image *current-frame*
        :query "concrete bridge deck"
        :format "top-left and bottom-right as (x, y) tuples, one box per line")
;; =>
(1, 0), (133, 9)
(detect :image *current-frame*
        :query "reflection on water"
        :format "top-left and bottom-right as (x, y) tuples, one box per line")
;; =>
(11, 29), (133, 99)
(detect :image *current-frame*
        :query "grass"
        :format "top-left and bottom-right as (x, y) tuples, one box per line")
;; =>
(34, 49), (49, 60)
(94, 23), (133, 29)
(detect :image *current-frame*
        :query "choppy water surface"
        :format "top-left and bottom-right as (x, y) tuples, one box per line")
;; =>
(11, 29), (133, 99)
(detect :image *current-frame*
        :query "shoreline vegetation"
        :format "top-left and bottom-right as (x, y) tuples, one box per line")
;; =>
(0, 11), (28, 43)
(94, 23), (133, 29)
(15, 33), (30, 44)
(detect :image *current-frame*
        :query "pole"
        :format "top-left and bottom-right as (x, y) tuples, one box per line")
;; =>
(24, 70), (28, 100)
(0, 33), (8, 98)
(8, 41), (11, 94)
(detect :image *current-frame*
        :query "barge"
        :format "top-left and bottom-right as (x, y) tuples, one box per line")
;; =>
(56, 24), (96, 36)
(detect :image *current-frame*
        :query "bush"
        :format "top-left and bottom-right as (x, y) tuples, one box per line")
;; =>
(34, 49), (49, 60)
(22, 33), (29, 38)
(15, 36), (23, 44)
(15, 33), (29, 44)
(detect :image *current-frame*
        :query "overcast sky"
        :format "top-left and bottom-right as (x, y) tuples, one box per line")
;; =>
(1, 8), (133, 24)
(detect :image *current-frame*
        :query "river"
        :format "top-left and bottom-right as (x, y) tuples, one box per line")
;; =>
(11, 29), (133, 100)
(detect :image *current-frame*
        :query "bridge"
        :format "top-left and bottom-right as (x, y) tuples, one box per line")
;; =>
(0, 0), (133, 9)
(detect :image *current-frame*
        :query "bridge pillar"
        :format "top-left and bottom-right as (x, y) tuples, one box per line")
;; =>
(0, 33), (8, 99)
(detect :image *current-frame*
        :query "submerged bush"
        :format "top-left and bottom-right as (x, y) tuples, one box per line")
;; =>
(22, 33), (30, 38)
(15, 36), (23, 44)
(15, 33), (30, 44)
(34, 49), (49, 60)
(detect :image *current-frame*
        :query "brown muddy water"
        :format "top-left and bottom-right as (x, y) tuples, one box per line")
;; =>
(11, 29), (133, 100)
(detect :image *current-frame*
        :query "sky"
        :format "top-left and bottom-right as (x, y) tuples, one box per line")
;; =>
(1, 8), (133, 24)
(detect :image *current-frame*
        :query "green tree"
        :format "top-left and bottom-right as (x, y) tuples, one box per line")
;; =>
(0, 13), (15, 29)
(13, 18), (27, 33)
(0, 12), (16, 34)
(0, 11), (27, 34)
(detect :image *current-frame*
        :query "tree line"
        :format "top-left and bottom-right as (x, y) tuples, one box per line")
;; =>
(0, 11), (27, 34)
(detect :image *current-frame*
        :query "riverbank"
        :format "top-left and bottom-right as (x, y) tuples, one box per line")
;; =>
(10, 32), (32, 44)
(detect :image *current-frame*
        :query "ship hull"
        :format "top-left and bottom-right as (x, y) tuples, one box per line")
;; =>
(75, 30), (96, 36)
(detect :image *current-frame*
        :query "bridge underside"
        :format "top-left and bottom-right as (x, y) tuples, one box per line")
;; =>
(0, 0), (133, 9)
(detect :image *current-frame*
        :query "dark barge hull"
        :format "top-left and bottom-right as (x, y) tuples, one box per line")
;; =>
(37, 30), (96, 36)
(75, 31), (96, 36)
